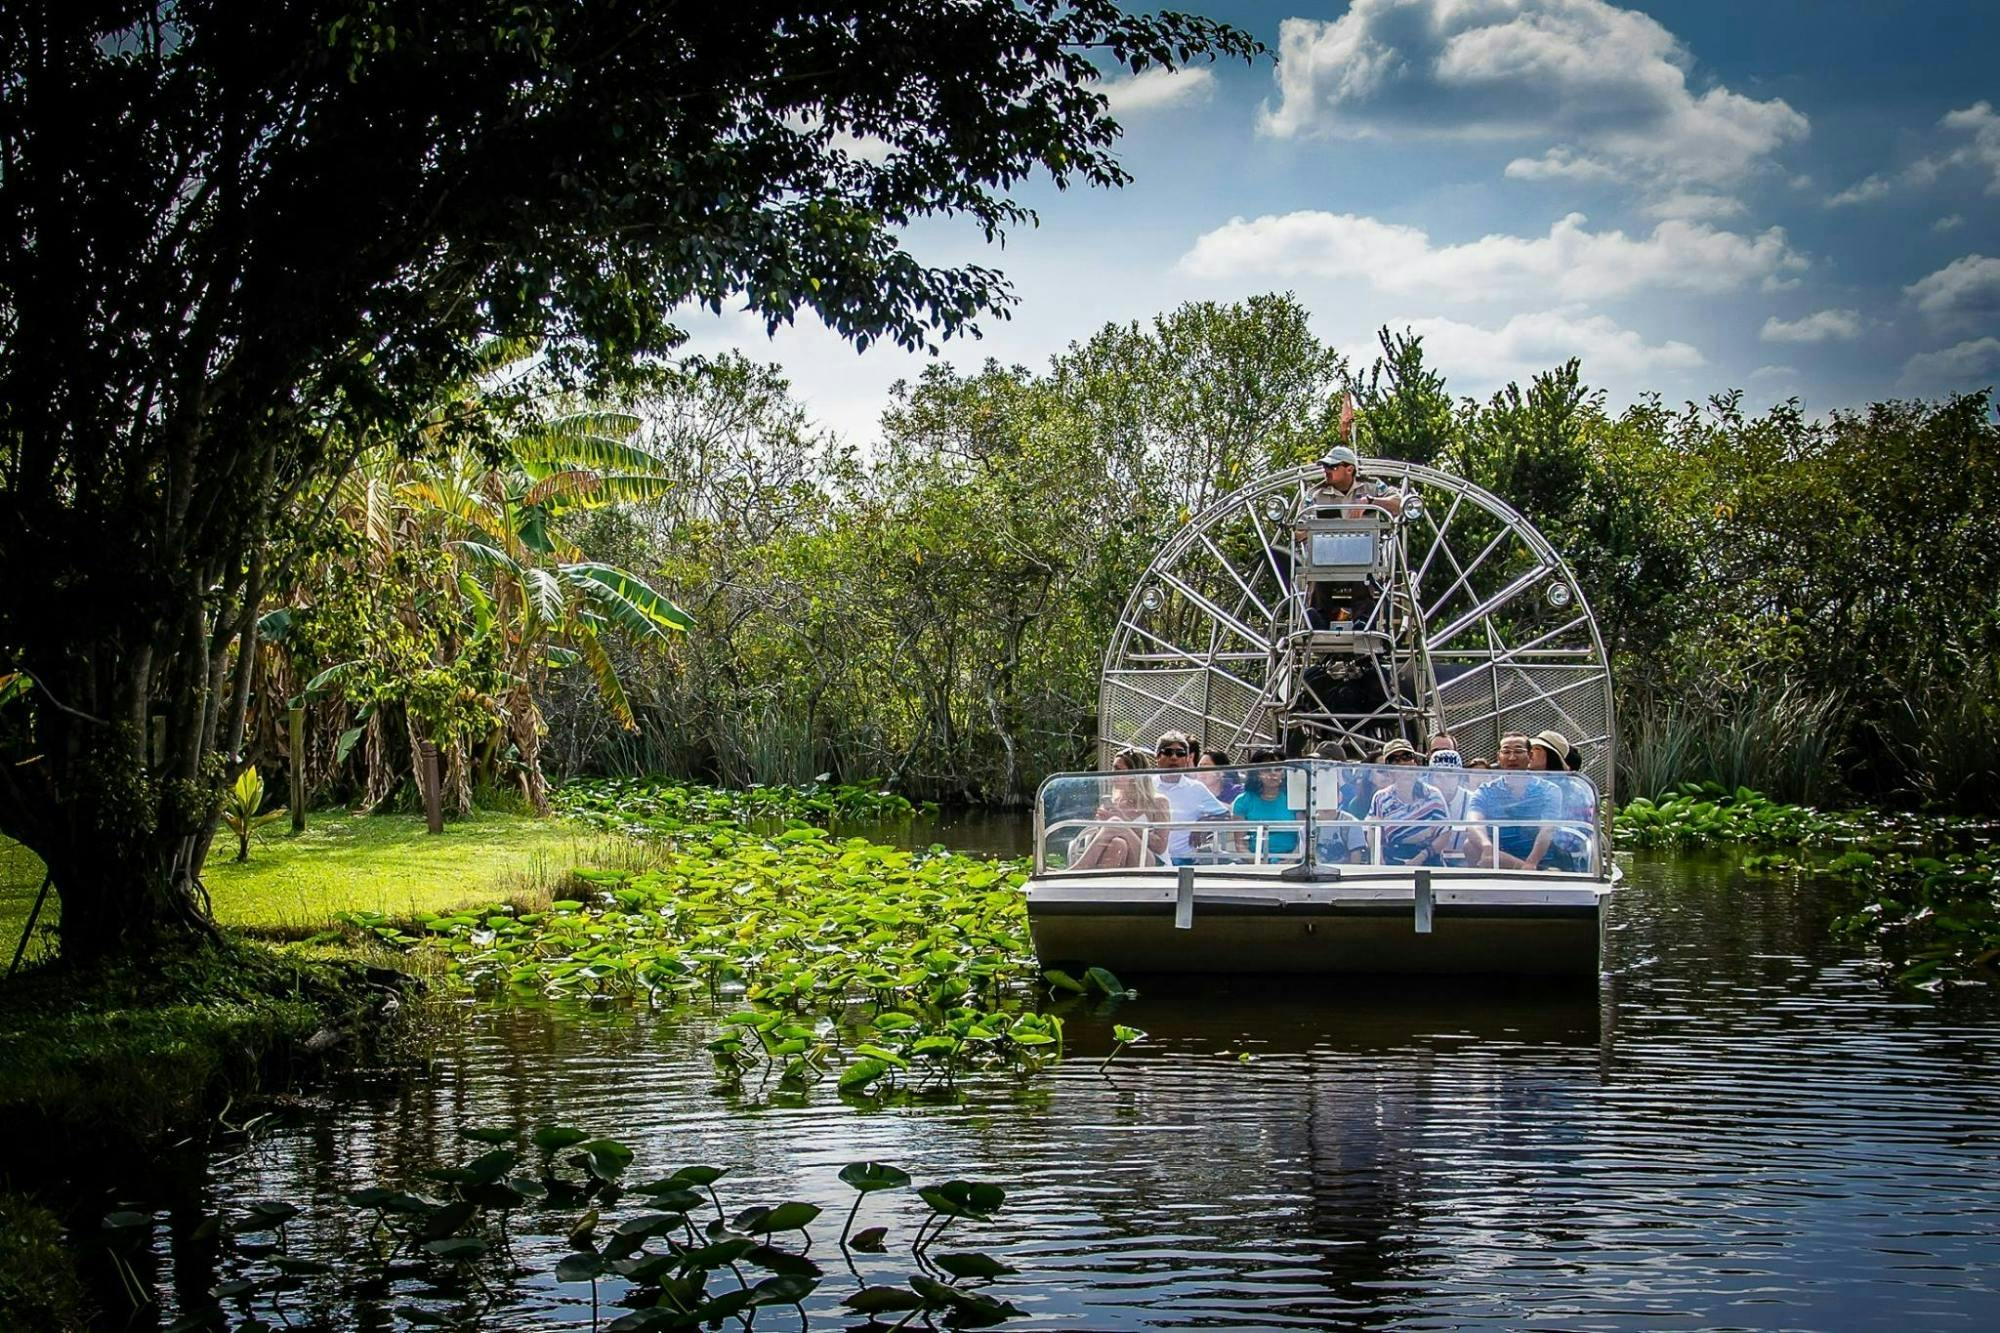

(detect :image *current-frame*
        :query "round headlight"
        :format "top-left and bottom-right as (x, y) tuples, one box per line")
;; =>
(1140, 586), (1163, 612)
(1402, 493), (1425, 522)
(1545, 580), (1574, 609)
(1263, 494), (1290, 522)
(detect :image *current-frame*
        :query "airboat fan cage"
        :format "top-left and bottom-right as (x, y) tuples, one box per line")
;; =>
(1097, 459), (1617, 802)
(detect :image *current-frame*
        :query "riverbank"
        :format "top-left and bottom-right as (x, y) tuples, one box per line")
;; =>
(0, 808), (627, 1330)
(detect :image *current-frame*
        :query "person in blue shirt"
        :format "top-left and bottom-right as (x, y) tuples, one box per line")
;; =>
(1229, 747), (1301, 861)
(1461, 732), (1565, 870)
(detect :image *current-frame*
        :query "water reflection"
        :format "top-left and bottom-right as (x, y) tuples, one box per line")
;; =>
(119, 853), (2000, 1330)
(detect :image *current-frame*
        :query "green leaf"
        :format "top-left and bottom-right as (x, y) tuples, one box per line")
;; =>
(760, 1201), (820, 1232)
(936, 1251), (1018, 1279)
(423, 1237), (487, 1261)
(1084, 966), (1127, 996)
(554, 1253), (605, 1282)
(838, 1161), (911, 1193)
(533, 1125), (589, 1155)
(845, 1285), (925, 1314)
(568, 563), (693, 636)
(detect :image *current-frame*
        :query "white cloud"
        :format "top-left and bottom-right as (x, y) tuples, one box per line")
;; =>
(1826, 101), (2000, 206)
(1935, 214), (1965, 232)
(1760, 309), (1862, 343)
(1899, 337), (2000, 391)
(1097, 65), (1216, 116)
(1346, 311), (1703, 388)
(1645, 190), (1746, 221)
(1749, 364), (1798, 381)
(1504, 148), (1618, 182)
(1939, 100), (2000, 194)
(1178, 210), (1805, 301)
(1260, 0), (1808, 190)
(1824, 174), (1892, 207)
(1905, 254), (2000, 332)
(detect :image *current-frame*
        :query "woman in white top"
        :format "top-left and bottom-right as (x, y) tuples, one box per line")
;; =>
(1069, 748), (1169, 869)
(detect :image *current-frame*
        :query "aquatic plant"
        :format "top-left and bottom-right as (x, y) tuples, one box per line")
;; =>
(1615, 783), (1999, 986)
(553, 775), (921, 837)
(1613, 783), (1842, 849)
(135, 1127), (1024, 1331)
(340, 824), (1082, 1091)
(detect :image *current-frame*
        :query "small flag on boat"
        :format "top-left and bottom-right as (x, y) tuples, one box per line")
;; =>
(1339, 390), (1355, 442)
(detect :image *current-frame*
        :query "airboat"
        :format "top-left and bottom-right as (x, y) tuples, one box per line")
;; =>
(1024, 459), (1619, 977)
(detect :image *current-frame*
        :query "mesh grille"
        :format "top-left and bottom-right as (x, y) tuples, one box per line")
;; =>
(1101, 665), (1279, 763)
(1436, 662), (1612, 789)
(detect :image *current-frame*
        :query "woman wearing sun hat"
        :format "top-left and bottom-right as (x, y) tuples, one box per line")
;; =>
(1529, 729), (1593, 872)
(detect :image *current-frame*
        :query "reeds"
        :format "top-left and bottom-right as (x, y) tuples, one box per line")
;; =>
(1620, 682), (1846, 805)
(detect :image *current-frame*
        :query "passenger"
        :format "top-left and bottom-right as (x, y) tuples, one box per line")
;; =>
(1426, 730), (1457, 758)
(1342, 758), (1384, 819)
(1230, 748), (1300, 862)
(1198, 749), (1244, 804)
(1312, 765), (1369, 865)
(1366, 738), (1448, 865)
(1459, 732), (1566, 870)
(1465, 757), (1492, 770)
(1071, 748), (1169, 869)
(1152, 730), (1230, 865)
(1425, 747), (1471, 862)
(1531, 729), (1596, 871)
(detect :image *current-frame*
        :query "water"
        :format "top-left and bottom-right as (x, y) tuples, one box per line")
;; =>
(105, 851), (2000, 1330)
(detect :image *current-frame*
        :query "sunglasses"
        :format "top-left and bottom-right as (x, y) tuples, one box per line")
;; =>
(1155, 746), (1189, 757)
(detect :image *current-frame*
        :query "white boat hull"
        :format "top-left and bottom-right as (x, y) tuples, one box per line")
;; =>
(1026, 867), (1613, 977)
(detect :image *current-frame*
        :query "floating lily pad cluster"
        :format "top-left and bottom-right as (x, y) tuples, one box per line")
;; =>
(126, 1127), (1025, 1331)
(1617, 783), (1998, 986)
(554, 776), (921, 837)
(366, 824), (1086, 1090)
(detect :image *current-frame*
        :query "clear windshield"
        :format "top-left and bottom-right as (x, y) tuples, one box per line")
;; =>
(1034, 760), (1601, 877)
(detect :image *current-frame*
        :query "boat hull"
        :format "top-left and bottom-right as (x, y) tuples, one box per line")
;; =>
(1026, 870), (1610, 977)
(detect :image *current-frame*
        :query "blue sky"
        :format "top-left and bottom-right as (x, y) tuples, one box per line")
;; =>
(683, 0), (2000, 446)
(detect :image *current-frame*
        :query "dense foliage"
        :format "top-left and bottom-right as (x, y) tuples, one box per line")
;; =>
(533, 306), (2000, 814)
(554, 776), (919, 834)
(0, 0), (1256, 960)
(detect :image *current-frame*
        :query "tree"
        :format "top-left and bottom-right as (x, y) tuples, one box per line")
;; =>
(0, 2), (1258, 961)
(1349, 327), (1455, 468)
(1053, 294), (1345, 519)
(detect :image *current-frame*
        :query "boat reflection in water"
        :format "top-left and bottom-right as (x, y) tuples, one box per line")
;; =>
(1025, 978), (1609, 1328)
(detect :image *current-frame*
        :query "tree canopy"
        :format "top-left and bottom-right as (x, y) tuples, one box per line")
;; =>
(0, 0), (1257, 960)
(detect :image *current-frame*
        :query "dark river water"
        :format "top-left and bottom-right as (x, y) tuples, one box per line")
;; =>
(103, 847), (2000, 1331)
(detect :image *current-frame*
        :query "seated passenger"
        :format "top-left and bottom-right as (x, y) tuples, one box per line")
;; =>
(1070, 748), (1168, 869)
(1199, 749), (1244, 804)
(1312, 765), (1369, 865)
(1230, 748), (1300, 862)
(1424, 747), (1472, 861)
(1152, 729), (1230, 864)
(1531, 729), (1596, 870)
(1366, 738), (1448, 865)
(1459, 732), (1569, 870)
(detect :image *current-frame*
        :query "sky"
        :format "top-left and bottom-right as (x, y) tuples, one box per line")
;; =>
(680, 0), (2000, 448)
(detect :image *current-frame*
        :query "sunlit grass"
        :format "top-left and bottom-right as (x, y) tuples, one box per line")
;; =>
(1, 810), (629, 948)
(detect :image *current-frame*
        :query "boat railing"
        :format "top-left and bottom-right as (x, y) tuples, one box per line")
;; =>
(1034, 760), (1605, 879)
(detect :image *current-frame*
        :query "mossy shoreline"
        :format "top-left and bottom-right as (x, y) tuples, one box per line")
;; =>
(0, 938), (435, 1331)
(0, 808), (574, 1332)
